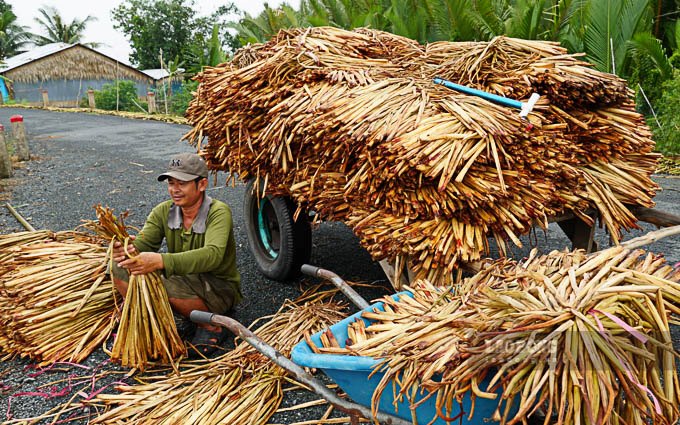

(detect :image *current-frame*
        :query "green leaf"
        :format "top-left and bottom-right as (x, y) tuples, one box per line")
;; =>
(628, 32), (673, 80)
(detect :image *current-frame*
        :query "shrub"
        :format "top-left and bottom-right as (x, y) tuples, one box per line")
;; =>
(650, 71), (680, 156)
(94, 80), (143, 112)
(170, 80), (198, 116)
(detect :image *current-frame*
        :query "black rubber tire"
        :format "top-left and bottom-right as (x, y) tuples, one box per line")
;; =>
(244, 180), (312, 280)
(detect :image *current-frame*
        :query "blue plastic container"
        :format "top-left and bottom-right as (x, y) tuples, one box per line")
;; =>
(291, 291), (509, 424)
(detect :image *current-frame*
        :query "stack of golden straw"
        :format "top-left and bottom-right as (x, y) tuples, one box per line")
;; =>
(185, 27), (659, 285)
(315, 246), (680, 425)
(0, 231), (118, 366)
(90, 289), (349, 424)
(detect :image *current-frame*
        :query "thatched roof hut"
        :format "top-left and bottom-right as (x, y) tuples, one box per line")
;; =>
(0, 43), (153, 106)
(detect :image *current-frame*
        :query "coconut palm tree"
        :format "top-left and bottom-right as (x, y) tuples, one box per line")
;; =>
(32, 6), (99, 47)
(0, 9), (30, 59)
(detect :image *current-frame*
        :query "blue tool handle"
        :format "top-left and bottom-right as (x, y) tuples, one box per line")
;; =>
(433, 77), (523, 109)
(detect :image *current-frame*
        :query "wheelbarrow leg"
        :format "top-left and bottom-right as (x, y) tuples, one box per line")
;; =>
(190, 310), (411, 425)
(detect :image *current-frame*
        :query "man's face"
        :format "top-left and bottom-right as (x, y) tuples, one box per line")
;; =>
(166, 177), (207, 208)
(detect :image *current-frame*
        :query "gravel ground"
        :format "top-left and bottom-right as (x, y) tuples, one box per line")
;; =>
(0, 107), (678, 424)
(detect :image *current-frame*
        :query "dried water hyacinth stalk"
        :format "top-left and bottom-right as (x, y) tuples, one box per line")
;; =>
(184, 27), (660, 285)
(0, 234), (119, 366)
(92, 205), (186, 370)
(316, 247), (680, 425)
(89, 287), (349, 424)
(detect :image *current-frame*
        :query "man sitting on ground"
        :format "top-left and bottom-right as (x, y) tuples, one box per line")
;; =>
(111, 152), (242, 358)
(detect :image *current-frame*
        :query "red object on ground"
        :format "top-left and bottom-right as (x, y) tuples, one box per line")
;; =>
(0, 124), (4, 131)
(10, 115), (23, 123)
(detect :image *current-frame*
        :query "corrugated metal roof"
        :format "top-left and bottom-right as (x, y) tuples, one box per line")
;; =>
(141, 69), (170, 80)
(0, 43), (73, 73)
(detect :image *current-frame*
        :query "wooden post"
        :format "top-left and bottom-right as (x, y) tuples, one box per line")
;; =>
(41, 89), (49, 107)
(0, 124), (12, 178)
(87, 89), (96, 109)
(10, 115), (29, 162)
(147, 91), (156, 113)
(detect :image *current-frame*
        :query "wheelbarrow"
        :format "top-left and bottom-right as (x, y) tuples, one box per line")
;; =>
(190, 264), (411, 425)
(191, 264), (515, 424)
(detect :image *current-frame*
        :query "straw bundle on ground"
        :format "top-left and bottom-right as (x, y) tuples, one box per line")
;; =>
(0, 231), (119, 366)
(185, 27), (659, 285)
(89, 288), (348, 424)
(90, 206), (185, 370)
(315, 247), (680, 425)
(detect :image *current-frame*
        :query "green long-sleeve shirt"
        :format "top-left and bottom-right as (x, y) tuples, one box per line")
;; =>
(133, 195), (241, 301)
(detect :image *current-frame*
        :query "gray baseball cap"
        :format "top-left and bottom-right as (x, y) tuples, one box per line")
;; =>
(157, 153), (209, 182)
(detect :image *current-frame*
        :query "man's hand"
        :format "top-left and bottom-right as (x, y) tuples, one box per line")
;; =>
(112, 235), (138, 264)
(119, 252), (164, 275)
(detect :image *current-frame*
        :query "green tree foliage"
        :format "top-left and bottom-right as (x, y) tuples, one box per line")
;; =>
(113, 0), (237, 71)
(651, 70), (680, 154)
(0, 3), (30, 59)
(32, 6), (99, 47)
(93, 80), (144, 112)
(112, 0), (195, 69)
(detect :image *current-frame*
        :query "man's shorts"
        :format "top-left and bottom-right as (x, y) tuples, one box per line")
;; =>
(110, 263), (237, 314)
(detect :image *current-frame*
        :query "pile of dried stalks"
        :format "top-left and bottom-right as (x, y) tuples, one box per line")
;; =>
(316, 246), (680, 424)
(185, 27), (659, 285)
(90, 206), (186, 370)
(0, 230), (119, 366)
(88, 288), (348, 424)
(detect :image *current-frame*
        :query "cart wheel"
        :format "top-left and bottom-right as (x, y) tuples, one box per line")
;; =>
(244, 180), (312, 280)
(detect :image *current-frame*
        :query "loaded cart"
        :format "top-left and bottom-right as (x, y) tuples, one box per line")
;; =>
(183, 27), (680, 423)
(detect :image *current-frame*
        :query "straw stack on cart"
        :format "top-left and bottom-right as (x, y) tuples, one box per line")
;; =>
(315, 246), (680, 425)
(185, 27), (659, 285)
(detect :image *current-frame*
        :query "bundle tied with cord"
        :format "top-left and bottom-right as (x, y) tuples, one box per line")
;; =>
(93, 205), (186, 370)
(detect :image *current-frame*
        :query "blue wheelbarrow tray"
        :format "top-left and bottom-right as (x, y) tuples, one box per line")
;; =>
(291, 291), (514, 424)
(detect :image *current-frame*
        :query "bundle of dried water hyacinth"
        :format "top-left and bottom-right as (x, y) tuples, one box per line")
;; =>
(0, 230), (119, 366)
(316, 246), (680, 425)
(90, 205), (186, 370)
(185, 27), (659, 285)
(89, 288), (348, 424)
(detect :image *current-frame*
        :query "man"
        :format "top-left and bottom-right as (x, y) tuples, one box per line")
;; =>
(111, 152), (242, 358)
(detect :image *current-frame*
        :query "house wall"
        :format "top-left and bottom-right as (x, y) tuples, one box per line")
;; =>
(11, 79), (153, 107)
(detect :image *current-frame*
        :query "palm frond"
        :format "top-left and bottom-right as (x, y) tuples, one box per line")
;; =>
(583, 0), (626, 72)
(467, 0), (510, 40)
(628, 32), (674, 79)
(424, 0), (477, 41)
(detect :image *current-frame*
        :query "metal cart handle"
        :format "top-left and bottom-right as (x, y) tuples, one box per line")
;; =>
(301, 264), (370, 310)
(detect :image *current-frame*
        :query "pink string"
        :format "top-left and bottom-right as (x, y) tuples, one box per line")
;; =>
(589, 310), (661, 414)
(592, 309), (648, 344)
